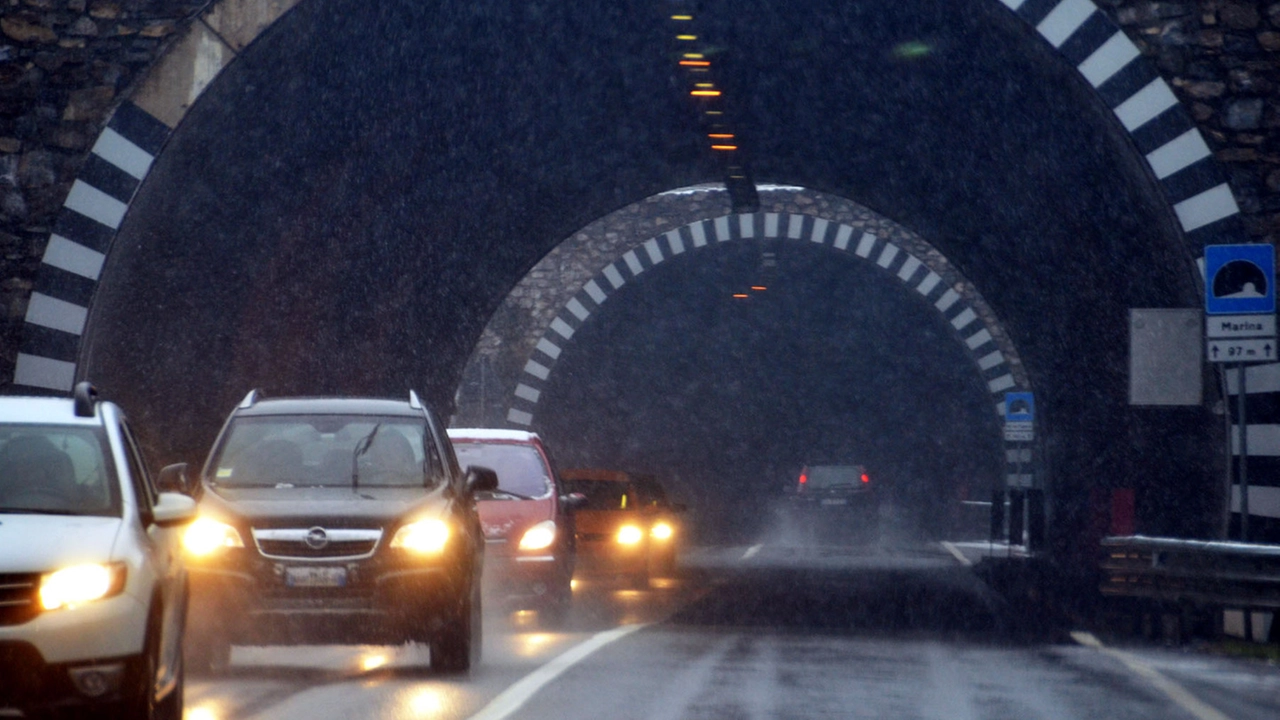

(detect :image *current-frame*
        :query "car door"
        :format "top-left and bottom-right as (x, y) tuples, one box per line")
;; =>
(120, 421), (187, 691)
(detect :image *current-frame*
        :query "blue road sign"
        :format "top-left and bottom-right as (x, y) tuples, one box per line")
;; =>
(1004, 392), (1034, 423)
(1205, 244), (1276, 315)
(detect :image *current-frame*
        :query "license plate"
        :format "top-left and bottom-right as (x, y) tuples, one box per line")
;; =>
(820, 498), (848, 506)
(285, 566), (347, 587)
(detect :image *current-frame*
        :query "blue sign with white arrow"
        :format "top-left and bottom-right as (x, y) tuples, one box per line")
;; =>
(1205, 244), (1276, 316)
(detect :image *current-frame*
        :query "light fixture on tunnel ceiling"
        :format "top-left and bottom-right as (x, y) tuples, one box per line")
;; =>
(751, 286), (767, 292)
(680, 60), (710, 67)
(676, 34), (698, 41)
(671, 14), (692, 21)
(732, 293), (749, 299)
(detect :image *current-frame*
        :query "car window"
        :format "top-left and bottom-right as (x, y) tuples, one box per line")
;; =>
(0, 424), (121, 516)
(453, 442), (552, 498)
(561, 478), (634, 511)
(209, 414), (438, 488)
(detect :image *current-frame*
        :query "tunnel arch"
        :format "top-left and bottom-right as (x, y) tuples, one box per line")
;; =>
(12, 0), (1246, 393)
(458, 185), (1036, 490)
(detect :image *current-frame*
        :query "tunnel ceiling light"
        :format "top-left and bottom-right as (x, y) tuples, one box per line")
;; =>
(679, 60), (710, 66)
(708, 133), (734, 139)
(751, 286), (767, 291)
(705, 110), (723, 115)
(676, 34), (698, 40)
(732, 293), (749, 299)
(711, 144), (738, 150)
(683, 53), (704, 59)
(691, 90), (722, 97)
(695, 82), (714, 87)
(671, 15), (693, 21)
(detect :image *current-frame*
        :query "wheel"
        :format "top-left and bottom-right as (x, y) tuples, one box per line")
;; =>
(537, 583), (572, 628)
(431, 581), (481, 673)
(112, 606), (183, 720)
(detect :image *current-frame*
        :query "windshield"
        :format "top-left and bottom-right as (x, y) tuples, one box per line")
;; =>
(561, 478), (634, 511)
(0, 425), (120, 516)
(209, 415), (439, 488)
(453, 442), (551, 498)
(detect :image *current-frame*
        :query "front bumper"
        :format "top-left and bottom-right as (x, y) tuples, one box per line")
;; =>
(573, 538), (648, 577)
(188, 557), (465, 645)
(0, 640), (141, 712)
(0, 587), (147, 665)
(481, 541), (569, 608)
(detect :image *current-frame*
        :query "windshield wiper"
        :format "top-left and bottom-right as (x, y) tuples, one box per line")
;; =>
(481, 488), (535, 501)
(351, 423), (382, 495)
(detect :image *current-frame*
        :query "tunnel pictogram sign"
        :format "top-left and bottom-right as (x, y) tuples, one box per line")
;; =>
(1205, 244), (1275, 316)
(1004, 392), (1034, 442)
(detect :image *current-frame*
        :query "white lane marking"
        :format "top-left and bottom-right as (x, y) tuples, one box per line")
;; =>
(1070, 632), (1233, 720)
(467, 624), (647, 720)
(742, 544), (763, 560)
(940, 541), (972, 566)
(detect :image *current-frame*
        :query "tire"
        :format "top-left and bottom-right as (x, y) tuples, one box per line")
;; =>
(431, 581), (481, 673)
(112, 605), (183, 720)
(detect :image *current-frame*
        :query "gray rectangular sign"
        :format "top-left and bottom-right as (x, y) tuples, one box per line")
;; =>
(1129, 309), (1203, 406)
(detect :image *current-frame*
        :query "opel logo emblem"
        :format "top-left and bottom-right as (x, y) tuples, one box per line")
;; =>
(305, 527), (329, 549)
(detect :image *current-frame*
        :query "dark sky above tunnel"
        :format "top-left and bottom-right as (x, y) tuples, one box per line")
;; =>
(84, 0), (1217, 542)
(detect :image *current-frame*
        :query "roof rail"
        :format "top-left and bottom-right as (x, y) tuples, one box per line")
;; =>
(408, 390), (423, 410)
(73, 381), (99, 418)
(239, 389), (261, 409)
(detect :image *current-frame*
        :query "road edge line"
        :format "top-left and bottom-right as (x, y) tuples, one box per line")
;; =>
(940, 541), (972, 566)
(1069, 631), (1234, 720)
(467, 624), (648, 720)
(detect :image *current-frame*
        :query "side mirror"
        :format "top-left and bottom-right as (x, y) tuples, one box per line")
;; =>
(157, 463), (194, 496)
(464, 466), (499, 494)
(559, 492), (588, 511)
(152, 492), (197, 528)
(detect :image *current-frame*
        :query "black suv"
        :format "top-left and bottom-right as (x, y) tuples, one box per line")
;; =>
(181, 391), (495, 673)
(785, 464), (879, 544)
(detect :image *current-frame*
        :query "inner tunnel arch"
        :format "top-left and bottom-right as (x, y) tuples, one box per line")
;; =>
(458, 185), (1036, 494)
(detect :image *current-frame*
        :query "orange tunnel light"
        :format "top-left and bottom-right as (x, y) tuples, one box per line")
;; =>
(691, 90), (722, 97)
(711, 144), (738, 151)
(680, 60), (711, 67)
(708, 133), (734, 139)
(732, 293), (749, 299)
(751, 286), (767, 291)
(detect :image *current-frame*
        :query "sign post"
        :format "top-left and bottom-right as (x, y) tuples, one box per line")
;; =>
(1204, 244), (1277, 544)
(1002, 392), (1034, 550)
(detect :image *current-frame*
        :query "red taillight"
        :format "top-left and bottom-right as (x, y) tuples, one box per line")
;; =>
(861, 473), (870, 484)
(798, 472), (807, 492)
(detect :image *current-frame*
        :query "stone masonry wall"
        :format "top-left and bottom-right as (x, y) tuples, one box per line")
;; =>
(1, 0), (204, 388)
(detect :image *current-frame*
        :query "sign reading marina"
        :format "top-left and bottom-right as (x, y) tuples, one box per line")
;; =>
(1003, 391), (1034, 442)
(1204, 244), (1276, 364)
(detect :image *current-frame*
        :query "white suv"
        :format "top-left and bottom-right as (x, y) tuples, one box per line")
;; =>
(0, 382), (195, 718)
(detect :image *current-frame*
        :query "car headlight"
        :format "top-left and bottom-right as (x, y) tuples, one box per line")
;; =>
(183, 517), (245, 556)
(390, 519), (450, 555)
(40, 563), (126, 610)
(518, 520), (556, 551)
(616, 525), (644, 545)
(650, 521), (674, 541)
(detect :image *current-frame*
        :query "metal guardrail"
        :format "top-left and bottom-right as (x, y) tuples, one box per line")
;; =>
(1100, 535), (1280, 609)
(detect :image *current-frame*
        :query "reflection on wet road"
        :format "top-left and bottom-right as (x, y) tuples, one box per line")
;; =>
(184, 543), (1279, 720)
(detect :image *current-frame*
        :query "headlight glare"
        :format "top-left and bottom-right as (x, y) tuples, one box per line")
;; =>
(390, 519), (450, 554)
(183, 517), (244, 556)
(518, 520), (556, 551)
(40, 563), (123, 610)
(616, 525), (644, 545)
(651, 521), (674, 540)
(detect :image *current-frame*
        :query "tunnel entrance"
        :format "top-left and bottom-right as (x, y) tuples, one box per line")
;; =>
(457, 186), (1028, 543)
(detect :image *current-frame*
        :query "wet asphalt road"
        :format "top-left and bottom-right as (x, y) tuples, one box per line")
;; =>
(183, 542), (1280, 720)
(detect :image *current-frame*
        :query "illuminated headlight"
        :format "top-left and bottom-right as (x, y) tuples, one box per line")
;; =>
(650, 521), (674, 541)
(183, 517), (245, 556)
(390, 519), (450, 555)
(40, 563), (125, 610)
(518, 520), (556, 551)
(616, 525), (644, 545)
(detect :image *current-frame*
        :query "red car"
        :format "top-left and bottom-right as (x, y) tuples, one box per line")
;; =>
(447, 429), (577, 621)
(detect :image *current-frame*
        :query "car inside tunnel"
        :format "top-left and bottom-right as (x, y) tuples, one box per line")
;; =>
(66, 0), (1225, 568)
(529, 237), (1007, 545)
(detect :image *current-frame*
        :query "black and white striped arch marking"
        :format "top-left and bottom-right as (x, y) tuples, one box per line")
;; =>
(14, 102), (170, 392)
(507, 212), (1031, 483)
(1004, 0), (1240, 245)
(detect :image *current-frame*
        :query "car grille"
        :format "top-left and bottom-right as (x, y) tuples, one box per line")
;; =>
(251, 527), (383, 560)
(0, 573), (40, 626)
